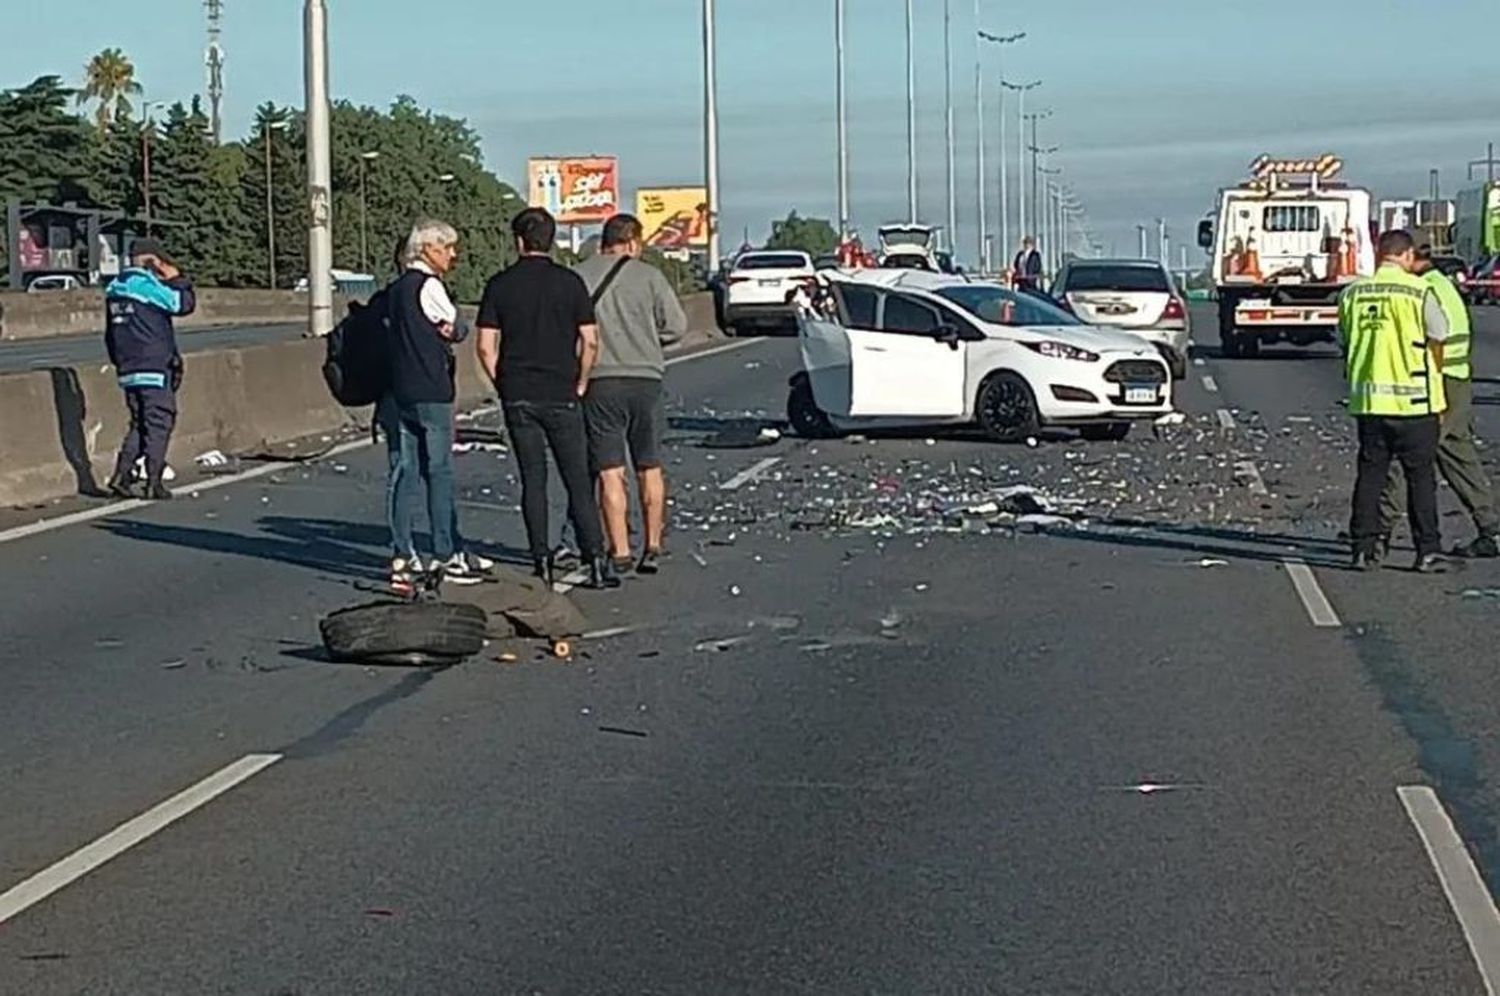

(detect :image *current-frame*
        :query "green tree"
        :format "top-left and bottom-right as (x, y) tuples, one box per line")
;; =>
(78, 48), (142, 130)
(242, 103), (308, 288)
(149, 98), (258, 285)
(766, 211), (838, 256)
(0, 76), (93, 204)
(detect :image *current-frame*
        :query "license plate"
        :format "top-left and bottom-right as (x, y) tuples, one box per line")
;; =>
(1098, 303), (1136, 316)
(758, 278), (781, 287)
(1124, 384), (1159, 404)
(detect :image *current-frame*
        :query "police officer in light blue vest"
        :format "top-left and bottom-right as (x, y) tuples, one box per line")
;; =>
(1338, 229), (1450, 573)
(103, 238), (195, 500)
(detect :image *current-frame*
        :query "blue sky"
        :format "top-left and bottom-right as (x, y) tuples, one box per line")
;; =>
(9, 0), (1498, 266)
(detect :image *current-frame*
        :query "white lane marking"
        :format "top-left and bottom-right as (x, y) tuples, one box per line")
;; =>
(1216, 408), (1236, 431)
(1192, 356), (1206, 367)
(0, 753), (281, 925)
(1234, 458), (1269, 496)
(1282, 559), (1341, 628)
(1201, 374), (1219, 393)
(0, 438), (372, 546)
(0, 337), (769, 548)
(1399, 785), (1500, 994)
(720, 456), (783, 491)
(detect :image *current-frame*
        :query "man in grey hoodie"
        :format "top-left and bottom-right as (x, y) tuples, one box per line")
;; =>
(573, 214), (688, 574)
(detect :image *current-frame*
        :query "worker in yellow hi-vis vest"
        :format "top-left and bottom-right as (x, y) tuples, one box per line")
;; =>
(1337, 229), (1451, 573)
(1375, 244), (1500, 559)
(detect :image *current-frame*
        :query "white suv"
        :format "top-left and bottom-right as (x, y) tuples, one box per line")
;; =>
(1053, 259), (1190, 379)
(722, 250), (815, 336)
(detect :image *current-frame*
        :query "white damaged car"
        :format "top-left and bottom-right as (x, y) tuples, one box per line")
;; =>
(788, 270), (1174, 442)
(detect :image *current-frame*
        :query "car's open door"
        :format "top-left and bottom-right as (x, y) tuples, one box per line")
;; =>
(798, 282), (881, 419)
(846, 291), (967, 417)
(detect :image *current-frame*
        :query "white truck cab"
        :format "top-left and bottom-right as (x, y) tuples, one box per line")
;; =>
(1197, 154), (1374, 358)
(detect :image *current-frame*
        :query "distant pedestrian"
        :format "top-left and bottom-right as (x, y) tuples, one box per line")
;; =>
(104, 237), (194, 501)
(1340, 229), (1450, 572)
(1012, 236), (1043, 292)
(1374, 245), (1500, 558)
(475, 208), (620, 590)
(574, 213), (687, 575)
(383, 218), (486, 587)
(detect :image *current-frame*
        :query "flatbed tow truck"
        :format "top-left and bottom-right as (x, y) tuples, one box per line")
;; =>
(1197, 154), (1374, 358)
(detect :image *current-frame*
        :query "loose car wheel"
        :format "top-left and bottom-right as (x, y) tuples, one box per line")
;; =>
(320, 600), (487, 667)
(787, 377), (838, 439)
(1079, 422), (1130, 442)
(976, 372), (1041, 443)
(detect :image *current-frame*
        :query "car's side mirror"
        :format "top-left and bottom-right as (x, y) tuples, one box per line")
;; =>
(935, 325), (962, 349)
(1196, 219), (1214, 249)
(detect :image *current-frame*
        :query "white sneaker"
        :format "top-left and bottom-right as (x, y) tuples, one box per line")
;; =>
(462, 550), (495, 572)
(441, 554), (485, 586)
(390, 556), (421, 589)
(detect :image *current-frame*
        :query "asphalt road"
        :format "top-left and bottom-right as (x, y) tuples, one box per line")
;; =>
(0, 323), (303, 373)
(4, 310), (1500, 993)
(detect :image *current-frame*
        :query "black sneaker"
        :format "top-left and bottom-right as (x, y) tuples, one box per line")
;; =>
(1351, 549), (1379, 572)
(1455, 535), (1500, 559)
(586, 556), (622, 590)
(1414, 552), (1451, 574)
(611, 556), (635, 576)
(105, 475), (137, 500)
(636, 549), (662, 575)
(144, 480), (173, 501)
(532, 556), (555, 587)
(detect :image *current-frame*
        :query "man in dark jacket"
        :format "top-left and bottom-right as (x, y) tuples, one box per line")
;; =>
(104, 238), (195, 500)
(1012, 235), (1043, 293)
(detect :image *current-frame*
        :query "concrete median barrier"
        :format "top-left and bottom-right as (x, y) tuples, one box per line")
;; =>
(0, 288), (350, 341)
(0, 290), (725, 508)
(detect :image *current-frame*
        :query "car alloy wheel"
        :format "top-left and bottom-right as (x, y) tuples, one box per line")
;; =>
(976, 371), (1040, 443)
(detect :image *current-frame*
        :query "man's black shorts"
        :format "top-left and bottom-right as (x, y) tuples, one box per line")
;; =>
(584, 377), (665, 472)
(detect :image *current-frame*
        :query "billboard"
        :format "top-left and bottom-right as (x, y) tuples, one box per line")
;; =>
(636, 187), (710, 250)
(527, 156), (619, 224)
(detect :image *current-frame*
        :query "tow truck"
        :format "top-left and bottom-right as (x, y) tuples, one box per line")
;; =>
(1196, 154), (1374, 358)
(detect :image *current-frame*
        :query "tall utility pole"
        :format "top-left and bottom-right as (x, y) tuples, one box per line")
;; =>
(1156, 217), (1167, 262)
(835, 0), (849, 238)
(1137, 224), (1148, 259)
(703, 0), (722, 268)
(263, 116), (289, 288)
(205, 0), (225, 143)
(979, 28), (1024, 269)
(1467, 142), (1498, 182)
(304, 0), (333, 337)
(1005, 79), (1038, 254)
(1030, 133), (1058, 255)
(905, 0), (917, 223)
(943, 0), (955, 253)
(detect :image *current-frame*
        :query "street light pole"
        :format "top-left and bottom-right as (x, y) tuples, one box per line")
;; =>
(1137, 224), (1148, 259)
(304, 0), (334, 337)
(703, 0), (722, 268)
(1012, 82), (1040, 245)
(1156, 217), (1166, 263)
(358, 151), (380, 274)
(140, 101), (167, 238)
(835, 0), (849, 238)
(943, 0), (955, 253)
(905, 0), (917, 223)
(263, 117), (289, 288)
(979, 29), (1024, 271)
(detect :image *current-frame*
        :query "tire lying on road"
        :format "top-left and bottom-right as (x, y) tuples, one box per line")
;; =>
(320, 600), (488, 667)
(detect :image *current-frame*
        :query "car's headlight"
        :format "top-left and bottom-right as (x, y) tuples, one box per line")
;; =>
(1022, 340), (1099, 362)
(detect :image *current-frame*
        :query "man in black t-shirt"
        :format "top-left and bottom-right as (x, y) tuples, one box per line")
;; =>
(475, 208), (620, 590)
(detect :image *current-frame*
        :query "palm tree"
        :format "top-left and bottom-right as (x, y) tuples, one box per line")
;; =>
(78, 48), (142, 130)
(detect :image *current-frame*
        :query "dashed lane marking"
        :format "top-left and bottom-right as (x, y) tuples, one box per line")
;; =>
(1399, 785), (1500, 994)
(1216, 408), (1236, 431)
(1282, 559), (1341, 628)
(0, 753), (282, 925)
(719, 456), (783, 491)
(1201, 375), (1219, 393)
(0, 337), (770, 548)
(1234, 459), (1269, 496)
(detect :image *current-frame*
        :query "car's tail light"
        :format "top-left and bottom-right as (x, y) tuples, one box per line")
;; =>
(1162, 297), (1185, 320)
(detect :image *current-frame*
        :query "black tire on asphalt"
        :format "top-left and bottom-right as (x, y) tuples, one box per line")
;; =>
(787, 376), (838, 439)
(320, 600), (488, 667)
(1239, 331), (1261, 358)
(1079, 422), (1131, 442)
(976, 371), (1041, 443)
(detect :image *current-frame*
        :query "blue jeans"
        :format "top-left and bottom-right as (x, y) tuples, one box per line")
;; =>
(377, 397), (458, 562)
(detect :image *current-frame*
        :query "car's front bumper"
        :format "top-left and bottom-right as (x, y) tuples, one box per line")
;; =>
(1035, 356), (1174, 422)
